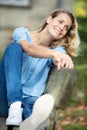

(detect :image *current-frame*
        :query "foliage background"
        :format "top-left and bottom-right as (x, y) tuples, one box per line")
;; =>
(73, 0), (87, 106)
(56, 0), (87, 130)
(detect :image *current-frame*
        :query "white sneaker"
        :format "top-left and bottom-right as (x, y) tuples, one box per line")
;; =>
(20, 94), (55, 130)
(6, 102), (23, 126)
(36, 118), (50, 130)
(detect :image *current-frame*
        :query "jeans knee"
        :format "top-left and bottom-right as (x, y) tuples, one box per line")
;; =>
(5, 42), (23, 55)
(6, 42), (22, 51)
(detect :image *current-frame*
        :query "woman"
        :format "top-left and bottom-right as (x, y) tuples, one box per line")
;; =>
(0, 9), (80, 129)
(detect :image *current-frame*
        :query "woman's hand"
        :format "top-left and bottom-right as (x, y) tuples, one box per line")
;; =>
(52, 51), (74, 70)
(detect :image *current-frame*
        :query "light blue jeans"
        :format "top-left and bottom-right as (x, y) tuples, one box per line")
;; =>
(0, 43), (38, 119)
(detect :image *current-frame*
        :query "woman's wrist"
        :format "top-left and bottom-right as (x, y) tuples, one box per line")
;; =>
(52, 50), (63, 58)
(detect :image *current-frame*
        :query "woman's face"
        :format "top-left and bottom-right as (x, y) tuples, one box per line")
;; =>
(47, 13), (72, 40)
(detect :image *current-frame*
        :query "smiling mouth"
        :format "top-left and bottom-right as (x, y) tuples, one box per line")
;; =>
(55, 28), (61, 35)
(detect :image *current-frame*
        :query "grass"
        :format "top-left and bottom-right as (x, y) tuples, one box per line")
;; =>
(62, 124), (87, 130)
(76, 64), (87, 89)
(55, 105), (87, 130)
(55, 102), (87, 130)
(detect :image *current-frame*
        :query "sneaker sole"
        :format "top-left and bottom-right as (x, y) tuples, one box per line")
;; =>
(6, 122), (21, 126)
(20, 94), (54, 130)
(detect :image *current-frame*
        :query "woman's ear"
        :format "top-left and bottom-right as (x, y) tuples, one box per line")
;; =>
(47, 16), (52, 24)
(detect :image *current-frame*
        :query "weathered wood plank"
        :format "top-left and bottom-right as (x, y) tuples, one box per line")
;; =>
(0, 117), (7, 130)
(45, 68), (79, 109)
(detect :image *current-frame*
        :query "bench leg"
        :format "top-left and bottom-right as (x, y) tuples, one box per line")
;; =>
(44, 127), (49, 130)
(52, 109), (58, 130)
(7, 126), (19, 130)
(7, 126), (14, 130)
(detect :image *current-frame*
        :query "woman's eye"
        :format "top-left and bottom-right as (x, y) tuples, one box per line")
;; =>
(64, 26), (69, 31)
(58, 20), (62, 24)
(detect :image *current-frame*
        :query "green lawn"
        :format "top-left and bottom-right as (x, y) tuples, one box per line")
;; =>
(63, 124), (87, 130)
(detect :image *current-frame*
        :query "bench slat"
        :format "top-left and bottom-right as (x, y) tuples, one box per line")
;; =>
(45, 68), (79, 109)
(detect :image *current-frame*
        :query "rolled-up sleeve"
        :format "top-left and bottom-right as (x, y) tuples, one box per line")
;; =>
(54, 46), (66, 54)
(12, 27), (30, 43)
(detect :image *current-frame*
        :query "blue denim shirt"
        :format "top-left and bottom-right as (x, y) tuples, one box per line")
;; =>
(12, 27), (66, 98)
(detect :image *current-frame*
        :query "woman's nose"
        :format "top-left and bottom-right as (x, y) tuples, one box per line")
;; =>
(60, 24), (64, 31)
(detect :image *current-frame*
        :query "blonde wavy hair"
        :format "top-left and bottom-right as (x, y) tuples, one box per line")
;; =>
(38, 9), (80, 57)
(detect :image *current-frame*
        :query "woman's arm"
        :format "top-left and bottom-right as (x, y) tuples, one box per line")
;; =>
(20, 40), (74, 70)
(19, 40), (54, 58)
(12, 27), (56, 58)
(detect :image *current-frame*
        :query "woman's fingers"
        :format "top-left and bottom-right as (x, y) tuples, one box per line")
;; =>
(55, 54), (74, 70)
(53, 51), (74, 70)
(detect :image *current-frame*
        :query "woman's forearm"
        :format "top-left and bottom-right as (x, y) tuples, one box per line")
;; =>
(19, 40), (74, 70)
(20, 40), (55, 58)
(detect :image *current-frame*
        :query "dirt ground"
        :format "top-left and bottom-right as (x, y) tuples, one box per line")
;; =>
(55, 104), (87, 130)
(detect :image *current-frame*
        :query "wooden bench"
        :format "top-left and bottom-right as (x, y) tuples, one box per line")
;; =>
(0, 68), (79, 130)
(45, 68), (78, 130)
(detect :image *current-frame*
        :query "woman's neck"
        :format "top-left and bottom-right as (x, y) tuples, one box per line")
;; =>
(30, 29), (54, 47)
